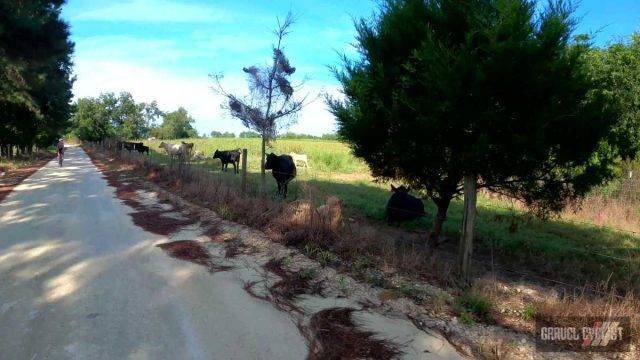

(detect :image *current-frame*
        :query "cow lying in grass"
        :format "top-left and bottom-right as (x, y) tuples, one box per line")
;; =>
(385, 185), (425, 224)
(265, 153), (296, 198)
(193, 150), (206, 161)
(213, 149), (241, 174)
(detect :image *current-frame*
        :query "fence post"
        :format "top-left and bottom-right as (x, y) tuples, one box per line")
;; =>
(458, 174), (478, 282)
(241, 148), (248, 193)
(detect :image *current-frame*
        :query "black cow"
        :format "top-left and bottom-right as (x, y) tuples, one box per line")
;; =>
(123, 141), (143, 152)
(136, 144), (150, 155)
(265, 153), (296, 198)
(385, 185), (425, 224)
(213, 149), (241, 174)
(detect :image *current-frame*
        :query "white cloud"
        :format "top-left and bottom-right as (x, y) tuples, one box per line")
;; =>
(71, 0), (232, 23)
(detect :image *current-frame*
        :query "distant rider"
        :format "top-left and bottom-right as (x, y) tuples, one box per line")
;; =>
(57, 138), (65, 164)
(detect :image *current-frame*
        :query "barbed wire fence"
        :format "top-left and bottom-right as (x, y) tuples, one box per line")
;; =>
(87, 138), (640, 295)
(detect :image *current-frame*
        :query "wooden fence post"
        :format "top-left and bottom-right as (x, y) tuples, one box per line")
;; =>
(241, 148), (248, 193)
(458, 174), (478, 282)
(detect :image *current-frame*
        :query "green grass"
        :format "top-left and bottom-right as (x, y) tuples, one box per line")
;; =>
(133, 137), (640, 290)
(455, 293), (493, 324)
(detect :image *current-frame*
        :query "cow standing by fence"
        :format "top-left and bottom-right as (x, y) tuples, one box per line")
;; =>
(159, 142), (188, 161)
(265, 153), (296, 198)
(213, 149), (241, 174)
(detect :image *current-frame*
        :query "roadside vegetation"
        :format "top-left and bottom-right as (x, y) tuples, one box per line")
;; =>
(0, 149), (56, 202)
(109, 137), (640, 292)
(0, 149), (55, 174)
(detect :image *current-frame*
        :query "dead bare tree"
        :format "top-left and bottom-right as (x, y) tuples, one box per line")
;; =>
(212, 12), (308, 190)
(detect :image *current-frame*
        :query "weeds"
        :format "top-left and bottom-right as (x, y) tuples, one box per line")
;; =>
(455, 293), (493, 324)
(521, 304), (536, 321)
(307, 307), (402, 359)
(533, 287), (640, 346)
(0, 151), (54, 202)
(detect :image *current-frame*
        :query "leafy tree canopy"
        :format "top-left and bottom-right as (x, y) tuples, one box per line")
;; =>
(0, 0), (74, 151)
(211, 130), (236, 138)
(152, 107), (198, 140)
(239, 131), (261, 138)
(584, 32), (640, 159)
(329, 0), (627, 241)
(72, 92), (164, 141)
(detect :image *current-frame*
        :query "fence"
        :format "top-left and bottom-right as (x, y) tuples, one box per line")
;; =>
(85, 138), (640, 294)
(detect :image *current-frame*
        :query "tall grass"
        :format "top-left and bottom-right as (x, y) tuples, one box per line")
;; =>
(144, 138), (369, 174)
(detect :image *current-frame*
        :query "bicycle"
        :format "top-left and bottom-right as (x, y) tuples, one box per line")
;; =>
(58, 151), (64, 167)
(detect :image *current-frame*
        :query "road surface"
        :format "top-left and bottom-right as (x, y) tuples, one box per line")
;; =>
(0, 147), (309, 360)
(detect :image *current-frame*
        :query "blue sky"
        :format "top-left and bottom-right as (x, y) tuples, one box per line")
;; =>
(62, 0), (640, 136)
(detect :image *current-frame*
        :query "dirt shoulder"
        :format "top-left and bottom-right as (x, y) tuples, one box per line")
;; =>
(0, 152), (54, 203)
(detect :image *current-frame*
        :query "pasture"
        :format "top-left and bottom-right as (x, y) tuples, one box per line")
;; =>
(140, 137), (640, 289)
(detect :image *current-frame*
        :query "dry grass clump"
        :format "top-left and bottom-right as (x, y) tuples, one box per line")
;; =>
(316, 195), (344, 232)
(307, 307), (402, 360)
(157, 240), (232, 273)
(244, 257), (325, 312)
(157, 240), (212, 267)
(534, 288), (640, 346)
(563, 194), (640, 234)
(130, 209), (195, 236)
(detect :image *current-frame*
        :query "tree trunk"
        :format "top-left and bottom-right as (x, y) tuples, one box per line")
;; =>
(428, 197), (451, 247)
(260, 135), (266, 192)
(458, 174), (478, 282)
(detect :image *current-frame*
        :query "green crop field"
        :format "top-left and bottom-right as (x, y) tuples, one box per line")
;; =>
(136, 137), (640, 288)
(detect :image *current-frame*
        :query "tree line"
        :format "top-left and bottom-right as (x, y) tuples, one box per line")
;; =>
(209, 130), (339, 140)
(71, 91), (337, 142)
(72, 92), (198, 141)
(0, 0), (74, 157)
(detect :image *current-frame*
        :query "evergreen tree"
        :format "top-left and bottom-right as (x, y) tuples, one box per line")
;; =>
(329, 0), (627, 277)
(0, 0), (74, 155)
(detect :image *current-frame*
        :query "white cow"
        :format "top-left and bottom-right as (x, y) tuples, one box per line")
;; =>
(159, 142), (188, 160)
(289, 152), (309, 168)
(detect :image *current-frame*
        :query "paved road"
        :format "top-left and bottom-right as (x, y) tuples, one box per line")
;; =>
(0, 147), (309, 360)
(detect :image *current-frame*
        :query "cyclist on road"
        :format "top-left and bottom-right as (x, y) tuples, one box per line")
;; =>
(57, 138), (65, 166)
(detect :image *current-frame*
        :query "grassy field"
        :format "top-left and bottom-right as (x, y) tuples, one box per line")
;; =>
(137, 137), (640, 289)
